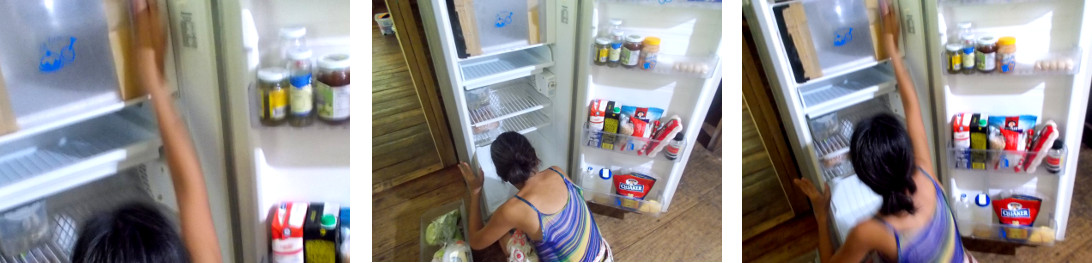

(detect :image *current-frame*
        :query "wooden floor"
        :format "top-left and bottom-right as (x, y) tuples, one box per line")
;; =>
(741, 99), (795, 241)
(744, 146), (1092, 262)
(372, 144), (723, 262)
(371, 22), (444, 191)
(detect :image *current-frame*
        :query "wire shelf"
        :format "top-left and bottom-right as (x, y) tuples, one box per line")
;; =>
(460, 46), (553, 88)
(473, 111), (550, 147)
(467, 83), (550, 127)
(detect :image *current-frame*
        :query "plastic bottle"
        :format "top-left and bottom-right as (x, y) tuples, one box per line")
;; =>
(286, 48), (315, 127)
(974, 193), (992, 227)
(607, 31), (624, 68)
(1046, 140), (1065, 173)
(664, 133), (685, 160)
(955, 193), (973, 234)
(997, 37), (1016, 73)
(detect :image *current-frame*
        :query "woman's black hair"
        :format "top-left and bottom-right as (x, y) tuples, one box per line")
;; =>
(72, 202), (190, 263)
(850, 113), (918, 215)
(491, 131), (541, 185)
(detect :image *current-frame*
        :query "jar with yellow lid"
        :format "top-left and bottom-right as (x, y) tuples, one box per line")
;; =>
(638, 36), (661, 70)
(997, 36), (1016, 74)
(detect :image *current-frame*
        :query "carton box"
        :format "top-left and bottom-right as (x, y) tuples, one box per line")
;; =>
(104, 0), (145, 101)
(0, 64), (16, 136)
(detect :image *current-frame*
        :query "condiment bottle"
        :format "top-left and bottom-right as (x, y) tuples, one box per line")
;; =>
(975, 36), (997, 73)
(594, 37), (610, 66)
(997, 36), (1016, 74)
(620, 35), (643, 69)
(961, 35), (977, 74)
(287, 48), (315, 127)
(946, 43), (963, 74)
(608, 31), (625, 68)
(317, 54), (351, 124)
(258, 68), (289, 126)
(1046, 140), (1065, 174)
(639, 36), (660, 70)
(664, 133), (685, 160)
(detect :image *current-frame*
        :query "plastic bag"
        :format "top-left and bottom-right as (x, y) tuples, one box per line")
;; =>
(426, 209), (460, 246)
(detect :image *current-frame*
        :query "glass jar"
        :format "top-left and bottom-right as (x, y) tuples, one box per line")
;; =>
(594, 37), (611, 66)
(619, 35), (643, 69)
(639, 36), (660, 70)
(997, 36), (1016, 74)
(946, 43), (963, 74)
(316, 54), (351, 124)
(607, 31), (624, 68)
(279, 26), (307, 64)
(975, 36), (997, 73)
(258, 67), (289, 126)
(1046, 140), (1065, 173)
(961, 36), (977, 74)
(286, 48), (315, 127)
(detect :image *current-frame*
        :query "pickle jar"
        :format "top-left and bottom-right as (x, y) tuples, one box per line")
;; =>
(257, 68), (290, 126)
(316, 54), (351, 124)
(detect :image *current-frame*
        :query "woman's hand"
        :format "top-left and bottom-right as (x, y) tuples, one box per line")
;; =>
(879, 0), (901, 52)
(130, 0), (167, 89)
(458, 162), (484, 195)
(793, 178), (831, 217)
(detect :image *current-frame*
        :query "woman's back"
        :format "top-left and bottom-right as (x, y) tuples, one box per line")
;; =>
(512, 167), (607, 262)
(873, 168), (965, 263)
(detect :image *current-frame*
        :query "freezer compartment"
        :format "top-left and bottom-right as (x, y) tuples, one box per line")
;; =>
(589, 53), (720, 79)
(447, 0), (543, 57)
(466, 77), (551, 127)
(807, 96), (893, 182)
(799, 63), (895, 117)
(0, 168), (161, 263)
(941, 48), (1081, 76)
(771, 0), (879, 83)
(418, 199), (473, 262)
(580, 124), (673, 160)
(947, 146), (1066, 174)
(460, 45), (553, 89)
(0, 107), (160, 212)
(472, 110), (550, 147)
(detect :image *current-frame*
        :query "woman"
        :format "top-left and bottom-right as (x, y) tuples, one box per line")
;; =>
(792, 1), (975, 262)
(72, 0), (222, 262)
(459, 131), (613, 261)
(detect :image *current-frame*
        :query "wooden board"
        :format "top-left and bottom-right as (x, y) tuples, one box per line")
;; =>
(782, 3), (822, 80)
(453, 0), (482, 55)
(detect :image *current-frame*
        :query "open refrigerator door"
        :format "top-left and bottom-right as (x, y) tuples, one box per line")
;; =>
(213, 0), (350, 262)
(570, 0), (723, 216)
(926, 0), (1092, 244)
(0, 0), (237, 261)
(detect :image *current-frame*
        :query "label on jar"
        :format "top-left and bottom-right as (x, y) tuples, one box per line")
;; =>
(608, 43), (622, 62)
(641, 53), (657, 70)
(950, 53), (962, 71)
(620, 48), (640, 66)
(317, 82), (350, 119)
(290, 75), (313, 115)
(265, 89), (287, 120)
(999, 53), (1016, 73)
(597, 48), (609, 63)
(976, 51), (995, 71)
(962, 48), (975, 69)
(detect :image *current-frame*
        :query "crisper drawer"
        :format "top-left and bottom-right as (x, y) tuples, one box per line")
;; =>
(772, 0), (879, 83)
(807, 95), (895, 183)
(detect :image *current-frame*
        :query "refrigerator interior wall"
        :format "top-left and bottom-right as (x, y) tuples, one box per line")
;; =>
(217, 0), (350, 262)
(573, 1), (722, 214)
(930, 0), (1090, 241)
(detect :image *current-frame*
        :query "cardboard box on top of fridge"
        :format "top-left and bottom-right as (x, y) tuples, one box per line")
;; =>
(0, 67), (16, 136)
(104, 0), (145, 101)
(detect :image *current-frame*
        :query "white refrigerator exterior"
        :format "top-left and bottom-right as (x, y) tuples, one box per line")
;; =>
(419, 0), (722, 218)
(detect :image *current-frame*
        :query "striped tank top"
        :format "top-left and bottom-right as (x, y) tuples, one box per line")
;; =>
(876, 167), (966, 263)
(513, 167), (606, 262)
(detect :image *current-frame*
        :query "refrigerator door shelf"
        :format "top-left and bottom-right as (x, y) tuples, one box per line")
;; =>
(581, 125), (674, 161)
(0, 109), (159, 212)
(467, 80), (552, 127)
(583, 188), (665, 217)
(962, 215), (1057, 246)
(947, 146), (1068, 175)
(799, 63), (896, 118)
(589, 54), (720, 79)
(473, 110), (550, 147)
(460, 45), (554, 89)
(939, 48), (1082, 76)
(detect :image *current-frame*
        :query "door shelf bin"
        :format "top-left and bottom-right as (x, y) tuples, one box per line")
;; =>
(419, 199), (473, 262)
(947, 146), (1066, 174)
(941, 48), (1081, 76)
(581, 126), (675, 160)
(583, 189), (664, 217)
(962, 216), (1056, 246)
(466, 80), (551, 127)
(590, 54), (720, 79)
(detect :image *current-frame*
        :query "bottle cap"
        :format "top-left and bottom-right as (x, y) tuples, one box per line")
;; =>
(977, 36), (996, 45)
(643, 37), (661, 46)
(975, 193), (991, 207)
(673, 132), (683, 140)
(319, 54), (351, 70)
(279, 26), (307, 39)
(997, 36), (1015, 46)
(946, 44), (962, 52)
(612, 106), (621, 114)
(958, 21), (973, 30)
(626, 34), (643, 43)
(321, 214), (337, 229)
(287, 48), (313, 60)
(612, 31), (624, 38)
(595, 37), (611, 45)
(257, 68), (288, 82)
(610, 19), (623, 26)
(1052, 140), (1064, 150)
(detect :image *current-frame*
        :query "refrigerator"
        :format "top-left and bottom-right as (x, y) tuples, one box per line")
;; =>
(745, 0), (1092, 246)
(417, 0), (723, 218)
(0, 0), (349, 262)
